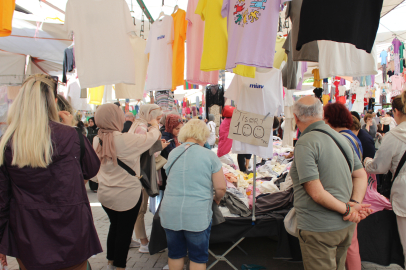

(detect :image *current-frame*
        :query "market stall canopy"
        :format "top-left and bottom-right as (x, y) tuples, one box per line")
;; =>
(381, 0), (405, 17)
(0, 50), (25, 84)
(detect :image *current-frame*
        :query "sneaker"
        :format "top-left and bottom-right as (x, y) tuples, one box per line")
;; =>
(162, 265), (169, 270)
(130, 239), (140, 248)
(139, 243), (149, 254)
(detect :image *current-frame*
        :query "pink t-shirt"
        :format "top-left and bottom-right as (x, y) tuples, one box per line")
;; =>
(186, 0), (219, 85)
(391, 75), (405, 91)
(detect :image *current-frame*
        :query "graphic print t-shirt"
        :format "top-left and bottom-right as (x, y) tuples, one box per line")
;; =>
(221, 0), (291, 70)
(145, 15), (174, 91)
(225, 69), (283, 158)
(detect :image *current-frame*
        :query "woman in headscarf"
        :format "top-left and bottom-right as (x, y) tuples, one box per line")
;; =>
(160, 114), (183, 190)
(127, 104), (169, 253)
(0, 74), (102, 270)
(87, 117), (98, 144)
(94, 103), (161, 270)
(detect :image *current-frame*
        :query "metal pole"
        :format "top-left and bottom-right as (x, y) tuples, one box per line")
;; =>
(252, 155), (256, 224)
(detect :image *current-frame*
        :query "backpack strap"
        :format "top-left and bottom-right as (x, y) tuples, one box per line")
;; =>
(312, 129), (353, 173)
(341, 132), (363, 161)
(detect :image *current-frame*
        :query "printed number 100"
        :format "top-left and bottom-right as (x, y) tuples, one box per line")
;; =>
(233, 122), (265, 139)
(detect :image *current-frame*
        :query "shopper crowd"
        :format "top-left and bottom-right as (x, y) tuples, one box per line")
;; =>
(0, 74), (405, 270)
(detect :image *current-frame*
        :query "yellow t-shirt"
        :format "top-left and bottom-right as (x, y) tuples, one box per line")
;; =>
(233, 65), (256, 78)
(322, 94), (330, 105)
(0, 0), (15, 37)
(312, 68), (322, 88)
(273, 36), (287, 69)
(172, 9), (187, 90)
(88, 86), (105, 105)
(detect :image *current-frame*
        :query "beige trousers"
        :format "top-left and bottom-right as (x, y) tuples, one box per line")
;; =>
(298, 224), (356, 270)
(134, 188), (149, 240)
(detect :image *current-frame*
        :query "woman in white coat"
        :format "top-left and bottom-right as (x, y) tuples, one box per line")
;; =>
(364, 92), (406, 269)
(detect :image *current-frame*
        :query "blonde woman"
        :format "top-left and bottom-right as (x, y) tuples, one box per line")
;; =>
(0, 74), (102, 270)
(94, 103), (161, 270)
(160, 119), (226, 270)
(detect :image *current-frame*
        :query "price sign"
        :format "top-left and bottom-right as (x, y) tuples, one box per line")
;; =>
(228, 109), (273, 147)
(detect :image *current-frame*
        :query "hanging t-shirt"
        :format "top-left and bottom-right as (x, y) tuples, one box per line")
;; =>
(273, 36), (288, 69)
(338, 86), (347, 96)
(88, 86), (105, 105)
(172, 9), (187, 90)
(64, 0), (136, 89)
(225, 69), (283, 158)
(115, 36), (148, 100)
(391, 75), (405, 91)
(233, 65), (256, 78)
(285, 0), (318, 62)
(322, 94), (330, 105)
(318, 41), (378, 78)
(297, 0), (383, 54)
(312, 68), (322, 88)
(145, 15), (174, 92)
(352, 87), (367, 113)
(186, 0), (219, 85)
(380, 50), (388, 65)
(67, 80), (92, 111)
(393, 38), (402, 54)
(221, 0), (291, 70)
(0, 0), (15, 37)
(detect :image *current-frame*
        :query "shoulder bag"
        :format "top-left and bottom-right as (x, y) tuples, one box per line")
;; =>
(166, 143), (197, 175)
(379, 150), (406, 199)
(284, 129), (353, 237)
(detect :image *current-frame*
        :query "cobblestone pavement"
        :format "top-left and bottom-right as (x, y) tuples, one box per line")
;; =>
(5, 185), (403, 270)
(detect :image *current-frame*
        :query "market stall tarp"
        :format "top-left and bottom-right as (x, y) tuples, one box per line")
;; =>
(381, 0), (405, 17)
(0, 50), (25, 84)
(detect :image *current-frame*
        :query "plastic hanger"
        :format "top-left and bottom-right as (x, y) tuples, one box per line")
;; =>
(157, 11), (165, 21)
(172, 4), (179, 14)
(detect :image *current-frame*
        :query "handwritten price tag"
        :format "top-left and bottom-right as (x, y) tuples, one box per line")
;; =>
(228, 109), (273, 147)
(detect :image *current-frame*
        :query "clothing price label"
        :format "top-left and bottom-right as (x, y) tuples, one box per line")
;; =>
(228, 109), (273, 147)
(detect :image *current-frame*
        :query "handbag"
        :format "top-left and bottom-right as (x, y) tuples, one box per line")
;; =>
(284, 129), (353, 237)
(379, 150), (406, 199)
(155, 155), (167, 171)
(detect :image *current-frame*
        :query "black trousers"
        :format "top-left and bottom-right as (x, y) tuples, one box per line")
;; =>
(237, 154), (252, 172)
(102, 194), (143, 268)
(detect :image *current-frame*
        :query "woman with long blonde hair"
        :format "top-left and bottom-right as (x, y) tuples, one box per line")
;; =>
(0, 74), (102, 270)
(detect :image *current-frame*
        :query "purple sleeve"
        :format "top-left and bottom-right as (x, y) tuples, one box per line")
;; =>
(81, 134), (101, 180)
(0, 164), (11, 253)
(221, 0), (229, 18)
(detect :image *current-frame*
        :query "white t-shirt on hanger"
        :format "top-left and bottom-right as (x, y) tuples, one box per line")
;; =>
(145, 15), (174, 92)
(338, 86), (346, 96)
(225, 68), (284, 158)
(64, 0), (136, 89)
(318, 41), (378, 78)
(115, 36), (149, 100)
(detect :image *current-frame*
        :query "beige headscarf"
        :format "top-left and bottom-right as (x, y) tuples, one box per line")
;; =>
(129, 104), (162, 133)
(95, 103), (125, 165)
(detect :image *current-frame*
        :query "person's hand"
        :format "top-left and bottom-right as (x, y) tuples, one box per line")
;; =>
(58, 111), (73, 125)
(364, 157), (373, 166)
(149, 119), (159, 129)
(0, 254), (7, 268)
(161, 139), (170, 149)
(204, 119), (208, 123)
(350, 202), (373, 220)
(213, 195), (221, 205)
(343, 206), (361, 223)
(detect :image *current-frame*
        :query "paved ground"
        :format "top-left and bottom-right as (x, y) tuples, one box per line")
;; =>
(5, 185), (403, 270)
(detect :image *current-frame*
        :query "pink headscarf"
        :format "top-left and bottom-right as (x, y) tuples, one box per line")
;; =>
(95, 103), (125, 165)
(165, 114), (182, 147)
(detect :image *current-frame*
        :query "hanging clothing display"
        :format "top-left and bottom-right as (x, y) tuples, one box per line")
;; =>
(156, 90), (175, 111)
(205, 85), (225, 120)
(221, 0), (291, 70)
(0, 0), (15, 37)
(186, 0), (219, 85)
(145, 15), (174, 92)
(322, 94), (330, 105)
(296, 0), (384, 54)
(352, 87), (367, 113)
(67, 80), (91, 111)
(318, 41), (378, 78)
(172, 9), (187, 90)
(296, 62), (308, 90)
(225, 69), (283, 158)
(285, 0), (318, 62)
(64, 0), (136, 89)
(282, 33), (299, 89)
(273, 36), (288, 69)
(312, 68), (322, 88)
(210, 105), (221, 136)
(62, 47), (75, 83)
(115, 36), (148, 100)
(88, 85), (105, 105)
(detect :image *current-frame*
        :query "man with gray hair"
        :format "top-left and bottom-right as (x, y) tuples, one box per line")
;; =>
(122, 112), (135, 133)
(291, 96), (370, 270)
